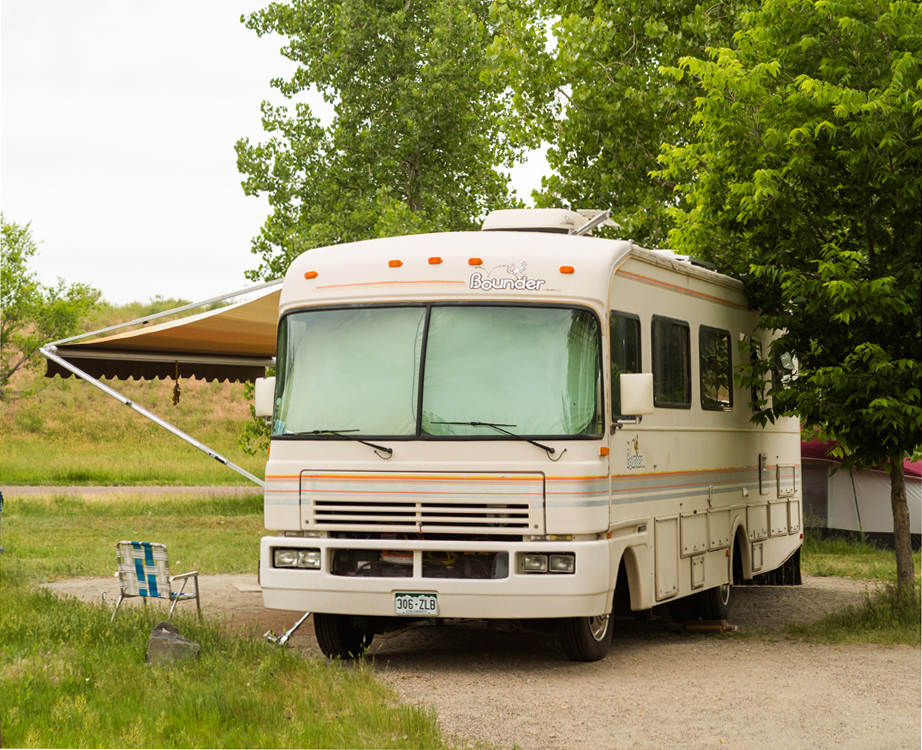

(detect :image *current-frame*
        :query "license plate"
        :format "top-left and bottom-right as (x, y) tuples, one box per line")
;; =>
(394, 592), (438, 616)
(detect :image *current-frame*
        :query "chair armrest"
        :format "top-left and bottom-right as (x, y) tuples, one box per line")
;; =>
(170, 571), (199, 581)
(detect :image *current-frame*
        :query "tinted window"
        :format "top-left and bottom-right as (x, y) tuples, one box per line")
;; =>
(700, 326), (732, 410)
(652, 316), (690, 408)
(610, 312), (641, 417)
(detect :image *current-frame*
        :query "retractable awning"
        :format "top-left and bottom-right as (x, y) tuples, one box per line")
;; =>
(40, 281), (282, 488)
(44, 286), (280, 383)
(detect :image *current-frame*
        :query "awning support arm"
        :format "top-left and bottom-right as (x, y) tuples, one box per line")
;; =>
(41, 346), (265, 489)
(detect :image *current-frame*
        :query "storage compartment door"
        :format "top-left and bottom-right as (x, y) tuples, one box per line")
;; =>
(655, 516), (679, 601)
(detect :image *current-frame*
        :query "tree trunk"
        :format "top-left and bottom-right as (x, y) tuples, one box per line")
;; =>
(889, 458), (915, 599)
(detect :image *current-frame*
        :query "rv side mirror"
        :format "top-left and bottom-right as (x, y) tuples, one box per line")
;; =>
(254, 376), (276, 418)
(620, 373), (654, 416)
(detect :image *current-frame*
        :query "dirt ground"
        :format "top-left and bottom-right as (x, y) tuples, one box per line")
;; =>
(42, 573), (921, 750)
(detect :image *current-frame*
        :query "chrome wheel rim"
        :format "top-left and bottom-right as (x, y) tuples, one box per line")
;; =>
(589, 615), (610, 642)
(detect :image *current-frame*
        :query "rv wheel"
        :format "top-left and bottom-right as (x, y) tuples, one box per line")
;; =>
(314, 613), (374, 659)
(667, 596), (695, 624)
(696, 583), (731, 621)
(559, 614), (613, 662)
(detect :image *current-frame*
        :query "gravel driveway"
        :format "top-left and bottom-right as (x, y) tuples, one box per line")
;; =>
(366, 577), (920, 750)
(43, 573), (920, 750)
(372, 621), (919, 750)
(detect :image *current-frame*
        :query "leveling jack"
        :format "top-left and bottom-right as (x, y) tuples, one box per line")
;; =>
(264, 611), (311, 646)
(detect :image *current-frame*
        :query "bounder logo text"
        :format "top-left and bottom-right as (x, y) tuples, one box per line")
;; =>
(468, 261), (547, 291)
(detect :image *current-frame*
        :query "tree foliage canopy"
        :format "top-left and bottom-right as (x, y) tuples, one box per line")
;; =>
(236, 0), (520, 281)
(655, 0), (921, 594)
(657, 0), (922, 470)
(1, 215), (100, 401)
(489, 0), (753, 246)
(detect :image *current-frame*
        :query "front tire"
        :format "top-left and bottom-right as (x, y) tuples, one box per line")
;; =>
(559, 613), (613, 662)
(314, 613), (374, 659)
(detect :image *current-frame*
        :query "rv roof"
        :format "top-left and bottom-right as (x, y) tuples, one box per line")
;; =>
(481, 208), (588, 234)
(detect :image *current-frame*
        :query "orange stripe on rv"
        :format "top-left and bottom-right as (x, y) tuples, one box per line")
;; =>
(304, 473), (548, 481)
(616, 270), (749, 309)
(315, 280), (467, 290)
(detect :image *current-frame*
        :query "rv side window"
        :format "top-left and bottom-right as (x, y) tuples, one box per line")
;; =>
(699, 326), (732, 410)
(610, 312), (641, 418)
(652, 316), (691, 408)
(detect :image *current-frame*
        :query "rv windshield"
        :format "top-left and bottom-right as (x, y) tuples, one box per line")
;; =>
(273, 305), (602, 438)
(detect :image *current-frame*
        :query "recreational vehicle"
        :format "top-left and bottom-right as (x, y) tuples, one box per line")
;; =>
(252, 209), (804, 661)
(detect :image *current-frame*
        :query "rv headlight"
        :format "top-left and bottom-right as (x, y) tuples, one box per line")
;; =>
(274, 548), (321, 569)
(298, 549), (322, 568)
(274, 549), (298, 567)
(549, 554), (575, 573)
(522, 554), (548, 573)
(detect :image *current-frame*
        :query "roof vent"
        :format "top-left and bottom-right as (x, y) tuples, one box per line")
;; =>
(481, 208), (617, 235)
(650, 249), (717, 271)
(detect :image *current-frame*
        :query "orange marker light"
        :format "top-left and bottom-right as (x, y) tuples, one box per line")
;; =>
(469, 258), (482, 266)
(304, 271), (318, 279)
(560, 266), (575, 274)
(388, 260), (403, 268)
(429, 257), (443, 265)
(600, 446), (610, 456)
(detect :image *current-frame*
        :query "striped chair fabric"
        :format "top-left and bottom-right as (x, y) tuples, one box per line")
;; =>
(111, 541), (202, 621)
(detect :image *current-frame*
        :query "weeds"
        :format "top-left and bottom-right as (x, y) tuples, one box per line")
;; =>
(801, 529), (922, 582)
(4, 492), (265, 580)
(783, 582), (921, 645)
(0, 493), (448, 749)
(0, 375), (263, 485)
(768, 530), (922, 646)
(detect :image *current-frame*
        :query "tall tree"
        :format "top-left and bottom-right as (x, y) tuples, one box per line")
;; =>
(489, 0), (753, 246)
(1, 215), (100, 401)
(657, 0), (921, 597)
(236, 0), (520, 281)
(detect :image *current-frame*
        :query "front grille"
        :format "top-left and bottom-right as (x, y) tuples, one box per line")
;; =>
(301, 472), (545, 535)
(314, 498), (532, 529)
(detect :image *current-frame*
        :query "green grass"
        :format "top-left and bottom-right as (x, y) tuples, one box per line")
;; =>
(801, 531), (922, 581)
(7, 493), (266, 579)
(0, 375), (265, 485)
(0, 492), (450, 749)
(771, 530), (922, 646)
(782, 582), (921, 646)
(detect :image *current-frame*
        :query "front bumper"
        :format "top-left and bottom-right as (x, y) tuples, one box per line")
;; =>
(260, 536), (613, 619)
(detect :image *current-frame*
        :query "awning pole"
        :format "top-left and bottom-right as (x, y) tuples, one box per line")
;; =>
(41, 346), (266, 489)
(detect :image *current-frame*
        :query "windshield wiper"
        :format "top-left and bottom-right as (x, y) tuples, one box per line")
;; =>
(430, 421), (565, 461)
(289, 429), (393, 458)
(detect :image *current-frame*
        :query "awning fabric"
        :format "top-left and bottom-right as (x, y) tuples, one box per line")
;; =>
(45, 290), (280, 383)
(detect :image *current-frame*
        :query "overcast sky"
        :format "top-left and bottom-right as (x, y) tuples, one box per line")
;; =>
(1, 1), (545, 306)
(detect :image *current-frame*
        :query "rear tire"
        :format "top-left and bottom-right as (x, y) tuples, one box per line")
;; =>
(695, 583), (731, 620)
(314, 613), (374, 659)
(559, 614), (613, 662)
(667, 595), (695, 624)
(672, 583), (731, 623)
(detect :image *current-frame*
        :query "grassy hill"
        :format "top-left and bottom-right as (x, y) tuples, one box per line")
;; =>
(0, 299), (266, 486)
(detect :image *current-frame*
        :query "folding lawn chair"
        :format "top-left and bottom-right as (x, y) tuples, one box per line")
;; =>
(111, 541), (202, 622)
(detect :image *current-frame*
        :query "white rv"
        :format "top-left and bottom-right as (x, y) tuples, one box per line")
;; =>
(254, 208), (803, 661)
